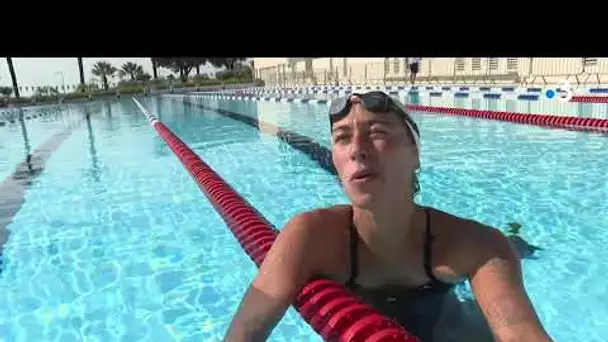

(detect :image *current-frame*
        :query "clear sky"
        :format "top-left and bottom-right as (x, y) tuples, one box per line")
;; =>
(0, 58), (221, 95)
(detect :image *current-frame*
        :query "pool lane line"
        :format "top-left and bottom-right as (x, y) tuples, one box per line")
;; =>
(207, 87), (540, 101)
(0, 112), (83, 257)
(192, 93), (608, 135)
(247, 88), (608, 104)
(171, 97), (338, 177)
(570, 95), (608, 103)
(132, 97), (420, 342)
(406, 104), (608, 135)
(230, 85), (608, 98)
(209, 85), (545, 94)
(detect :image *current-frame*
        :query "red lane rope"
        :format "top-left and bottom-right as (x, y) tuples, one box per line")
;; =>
(405, 104), (608, 134)
(570, 95), (608, 103)
(132, 98), (419, 342)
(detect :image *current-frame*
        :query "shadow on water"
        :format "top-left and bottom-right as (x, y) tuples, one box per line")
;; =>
(148, 97), (171, 158)
(505, 222), (543, 260)
(154, 96), (162, 121)
(407, 92), (421, 105)
(153, 136), (171, 158)
(84, 106), (101, 183)
(10, 109), (45, 184)
(18, 109), (33, 171)
(104, 101), (116, 131)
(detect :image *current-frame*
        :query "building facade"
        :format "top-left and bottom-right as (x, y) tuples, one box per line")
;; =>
(252, 58), (608, 86)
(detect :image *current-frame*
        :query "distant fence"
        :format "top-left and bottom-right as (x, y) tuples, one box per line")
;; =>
(255, 58), (608, 87)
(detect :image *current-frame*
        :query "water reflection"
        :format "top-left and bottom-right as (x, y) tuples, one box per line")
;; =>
(17, 109), (32, 172)
(105, 101), (116, 131)
(84, 106), (101, 183)
(505, 99), (518, 113)
(454, 97), (466, 108)
(154, 96), (162, 121)
(485, 98), (499, 111)
(577, 102), (594, 118)
(471, 98), (481, 110)
(408, 92), (421, 105)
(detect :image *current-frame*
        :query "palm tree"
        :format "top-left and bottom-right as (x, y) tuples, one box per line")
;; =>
(77, 58), (85, 90)
(6, 58), (20, 99)
(135, 69), (151, 82)
(151, 59), (158, 79)
(119, 62), (143, 81)
(91, 61), (117, 91)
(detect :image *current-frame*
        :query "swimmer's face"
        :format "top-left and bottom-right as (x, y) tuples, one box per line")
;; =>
(331, 97), (419, 209)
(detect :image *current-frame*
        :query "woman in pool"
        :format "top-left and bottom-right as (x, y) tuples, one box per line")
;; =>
(223, 91), (553, 342)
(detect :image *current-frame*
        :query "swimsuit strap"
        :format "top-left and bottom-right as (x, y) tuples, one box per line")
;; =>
(346, 207), (445, 287)
(346, 212), (359, 287)
(423, 208), (445, 286)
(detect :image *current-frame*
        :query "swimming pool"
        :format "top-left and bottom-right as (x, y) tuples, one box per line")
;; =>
(0, 90), (607, 341)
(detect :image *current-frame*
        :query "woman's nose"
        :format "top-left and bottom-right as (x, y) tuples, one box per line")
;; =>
(349, 131), (370, 161)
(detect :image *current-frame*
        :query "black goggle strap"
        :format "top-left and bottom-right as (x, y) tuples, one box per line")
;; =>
(329, 96), (350, 116)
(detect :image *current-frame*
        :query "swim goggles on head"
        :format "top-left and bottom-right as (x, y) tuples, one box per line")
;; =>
(328, 91), (420, 150)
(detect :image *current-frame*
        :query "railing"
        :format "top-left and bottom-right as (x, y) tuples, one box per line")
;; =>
(256, 58), (608, 87)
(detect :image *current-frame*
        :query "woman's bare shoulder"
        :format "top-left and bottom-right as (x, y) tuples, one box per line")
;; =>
(289, 204), (352, 230)
(429, 207), (503, 241)
(429, 207), (514, 275)
(283, 205), (352, 279)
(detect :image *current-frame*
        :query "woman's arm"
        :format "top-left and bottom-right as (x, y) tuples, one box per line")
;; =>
(466, 227), (553, 342)
(223, 212), (322, 342)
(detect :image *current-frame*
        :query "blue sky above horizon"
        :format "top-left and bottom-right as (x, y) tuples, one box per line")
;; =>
(0, 58), (222, 91)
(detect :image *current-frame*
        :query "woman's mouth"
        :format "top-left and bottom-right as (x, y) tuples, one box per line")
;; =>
(351, 170), (378, 183)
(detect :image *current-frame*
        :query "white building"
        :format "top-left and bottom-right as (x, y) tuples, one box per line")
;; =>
(253, 58), (608, 87)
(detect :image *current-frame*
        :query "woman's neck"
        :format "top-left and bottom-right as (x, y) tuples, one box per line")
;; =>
(352, 200), (423, 260)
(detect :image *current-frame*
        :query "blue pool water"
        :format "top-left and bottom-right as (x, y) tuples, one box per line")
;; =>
(0, 93), (607, 341)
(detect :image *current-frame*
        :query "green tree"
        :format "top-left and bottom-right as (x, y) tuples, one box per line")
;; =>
(0, 86), (13, 97)
(6, 57), (20, 99)
(34, 86), (50, 97)
(135, 68), (151, 82)
(119, 62), (143, 81)
(151, 57), (208, 82)
(91, 61), (117, 90)
(208, 58), (247, 70)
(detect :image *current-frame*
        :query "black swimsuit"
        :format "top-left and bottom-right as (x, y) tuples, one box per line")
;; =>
(345, 208), (455, 342)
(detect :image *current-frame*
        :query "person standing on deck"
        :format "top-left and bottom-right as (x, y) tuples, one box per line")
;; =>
(408, 58), (421, 85)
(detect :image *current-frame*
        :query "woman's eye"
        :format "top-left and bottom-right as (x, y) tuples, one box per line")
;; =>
(333, 135), (347, 142)
(370, 130), (387, 137)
